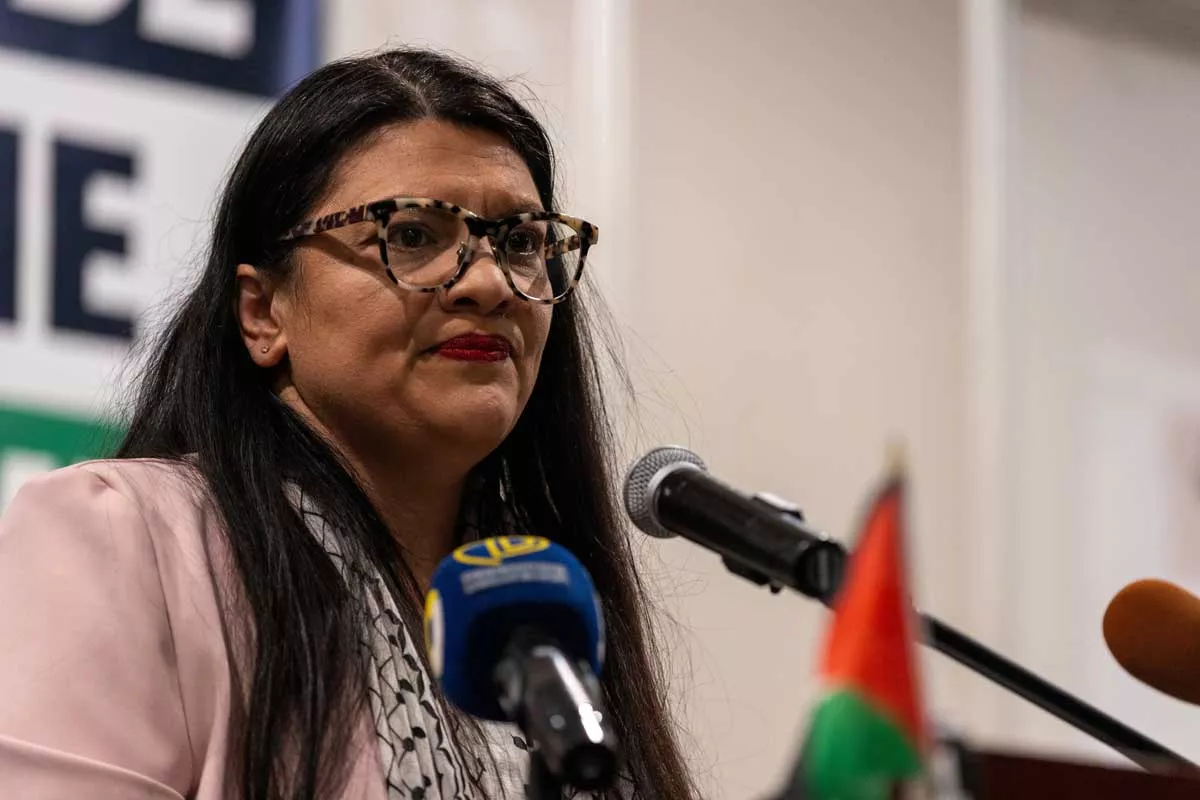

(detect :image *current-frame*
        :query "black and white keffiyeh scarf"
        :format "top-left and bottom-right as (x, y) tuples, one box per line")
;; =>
(295, 490), (532, 799)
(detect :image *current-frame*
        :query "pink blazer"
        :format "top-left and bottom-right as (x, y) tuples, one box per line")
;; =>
(0, 459), (387, 799)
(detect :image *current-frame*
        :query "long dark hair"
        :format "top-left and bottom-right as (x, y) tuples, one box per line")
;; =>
(118, 48), (694, 799)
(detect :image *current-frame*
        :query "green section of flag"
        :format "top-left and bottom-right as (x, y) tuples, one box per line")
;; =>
(801, 689), (923, 800)
(0, 402), (123, 468)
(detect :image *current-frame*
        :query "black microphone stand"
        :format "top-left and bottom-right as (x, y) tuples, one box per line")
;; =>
(724, 497), (1197, 774)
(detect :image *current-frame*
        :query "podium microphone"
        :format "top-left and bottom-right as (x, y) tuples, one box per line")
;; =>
(623, 445), (846, 600)
(623, 445), (1196, 773)
(1104, 579), (1200, 705)
(424, 537), (620, 795)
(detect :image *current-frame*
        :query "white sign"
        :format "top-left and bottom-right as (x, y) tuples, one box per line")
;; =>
(0, 0), (317, 501)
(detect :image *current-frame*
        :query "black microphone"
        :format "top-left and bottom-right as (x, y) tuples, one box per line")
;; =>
(623, 445), (1196, 773)
(622, 445), (846, 601)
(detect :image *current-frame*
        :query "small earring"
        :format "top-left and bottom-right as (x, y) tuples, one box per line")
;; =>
(260, 345), (270, 354)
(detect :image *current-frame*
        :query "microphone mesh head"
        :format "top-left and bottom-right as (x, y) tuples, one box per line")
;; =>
(622, 446), (707, 539)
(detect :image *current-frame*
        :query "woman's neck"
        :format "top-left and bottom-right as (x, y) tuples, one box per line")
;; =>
(365, 468), (466, 589)
(277, 388), (472, 589)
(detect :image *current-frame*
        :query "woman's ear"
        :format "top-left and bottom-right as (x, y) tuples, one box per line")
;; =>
(235, 264), (287, 367)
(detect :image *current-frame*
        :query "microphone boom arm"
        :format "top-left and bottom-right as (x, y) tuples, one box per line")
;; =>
(920, 613), (1193, 772)
(716, 511), (1196, 773)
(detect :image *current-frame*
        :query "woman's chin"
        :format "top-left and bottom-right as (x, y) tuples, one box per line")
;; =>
(419, 390), (521, 445)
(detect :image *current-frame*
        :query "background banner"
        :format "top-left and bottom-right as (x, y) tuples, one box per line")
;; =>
(0, 0), (320, 505)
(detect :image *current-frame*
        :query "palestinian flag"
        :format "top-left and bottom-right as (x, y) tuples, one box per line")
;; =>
(797, 465), (929, 800)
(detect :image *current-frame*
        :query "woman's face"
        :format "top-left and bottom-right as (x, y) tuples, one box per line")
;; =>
(247, 120), (553, 474)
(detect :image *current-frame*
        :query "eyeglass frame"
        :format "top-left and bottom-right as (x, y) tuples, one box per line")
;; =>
(277, 196), (600, 305)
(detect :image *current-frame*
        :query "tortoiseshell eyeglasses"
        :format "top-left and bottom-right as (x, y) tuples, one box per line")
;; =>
(278, 197), (600, 305)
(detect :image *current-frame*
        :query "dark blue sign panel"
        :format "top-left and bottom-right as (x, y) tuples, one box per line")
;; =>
(0, 0), (320, 96)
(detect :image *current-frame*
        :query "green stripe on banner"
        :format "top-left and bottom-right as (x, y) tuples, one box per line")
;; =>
(801, 688), (922, 800)
(0, 403), (123, 506)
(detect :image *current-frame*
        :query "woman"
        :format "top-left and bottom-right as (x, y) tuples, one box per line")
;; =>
(0, 48), (694, 799)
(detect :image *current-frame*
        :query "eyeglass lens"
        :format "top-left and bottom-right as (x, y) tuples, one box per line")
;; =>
(382, 206), (583, 301)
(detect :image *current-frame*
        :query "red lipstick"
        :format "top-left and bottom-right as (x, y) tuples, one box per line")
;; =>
(434, 334), (512, 362)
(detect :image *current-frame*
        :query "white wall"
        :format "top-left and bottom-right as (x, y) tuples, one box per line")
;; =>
(992, 0), (1200, 760)
(627, 2), (967, 795)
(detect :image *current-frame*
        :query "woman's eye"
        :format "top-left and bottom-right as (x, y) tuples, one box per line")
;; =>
(507, 229), (543, 256)
(390, 225), (433, 249)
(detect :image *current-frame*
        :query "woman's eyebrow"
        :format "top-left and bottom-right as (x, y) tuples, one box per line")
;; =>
(493, 201), (545, 216)
(473, 191), (543, 216)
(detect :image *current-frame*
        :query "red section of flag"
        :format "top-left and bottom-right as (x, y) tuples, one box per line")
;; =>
(819, 477), (928, 750)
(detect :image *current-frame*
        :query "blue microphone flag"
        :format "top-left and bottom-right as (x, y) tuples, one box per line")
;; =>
(424, 536), (605, 720)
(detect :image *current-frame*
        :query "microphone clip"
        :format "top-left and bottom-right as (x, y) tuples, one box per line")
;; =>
(719, 493), (810, 594)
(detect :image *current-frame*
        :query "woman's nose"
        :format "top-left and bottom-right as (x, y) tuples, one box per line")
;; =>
(441, 237), (514, 314)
